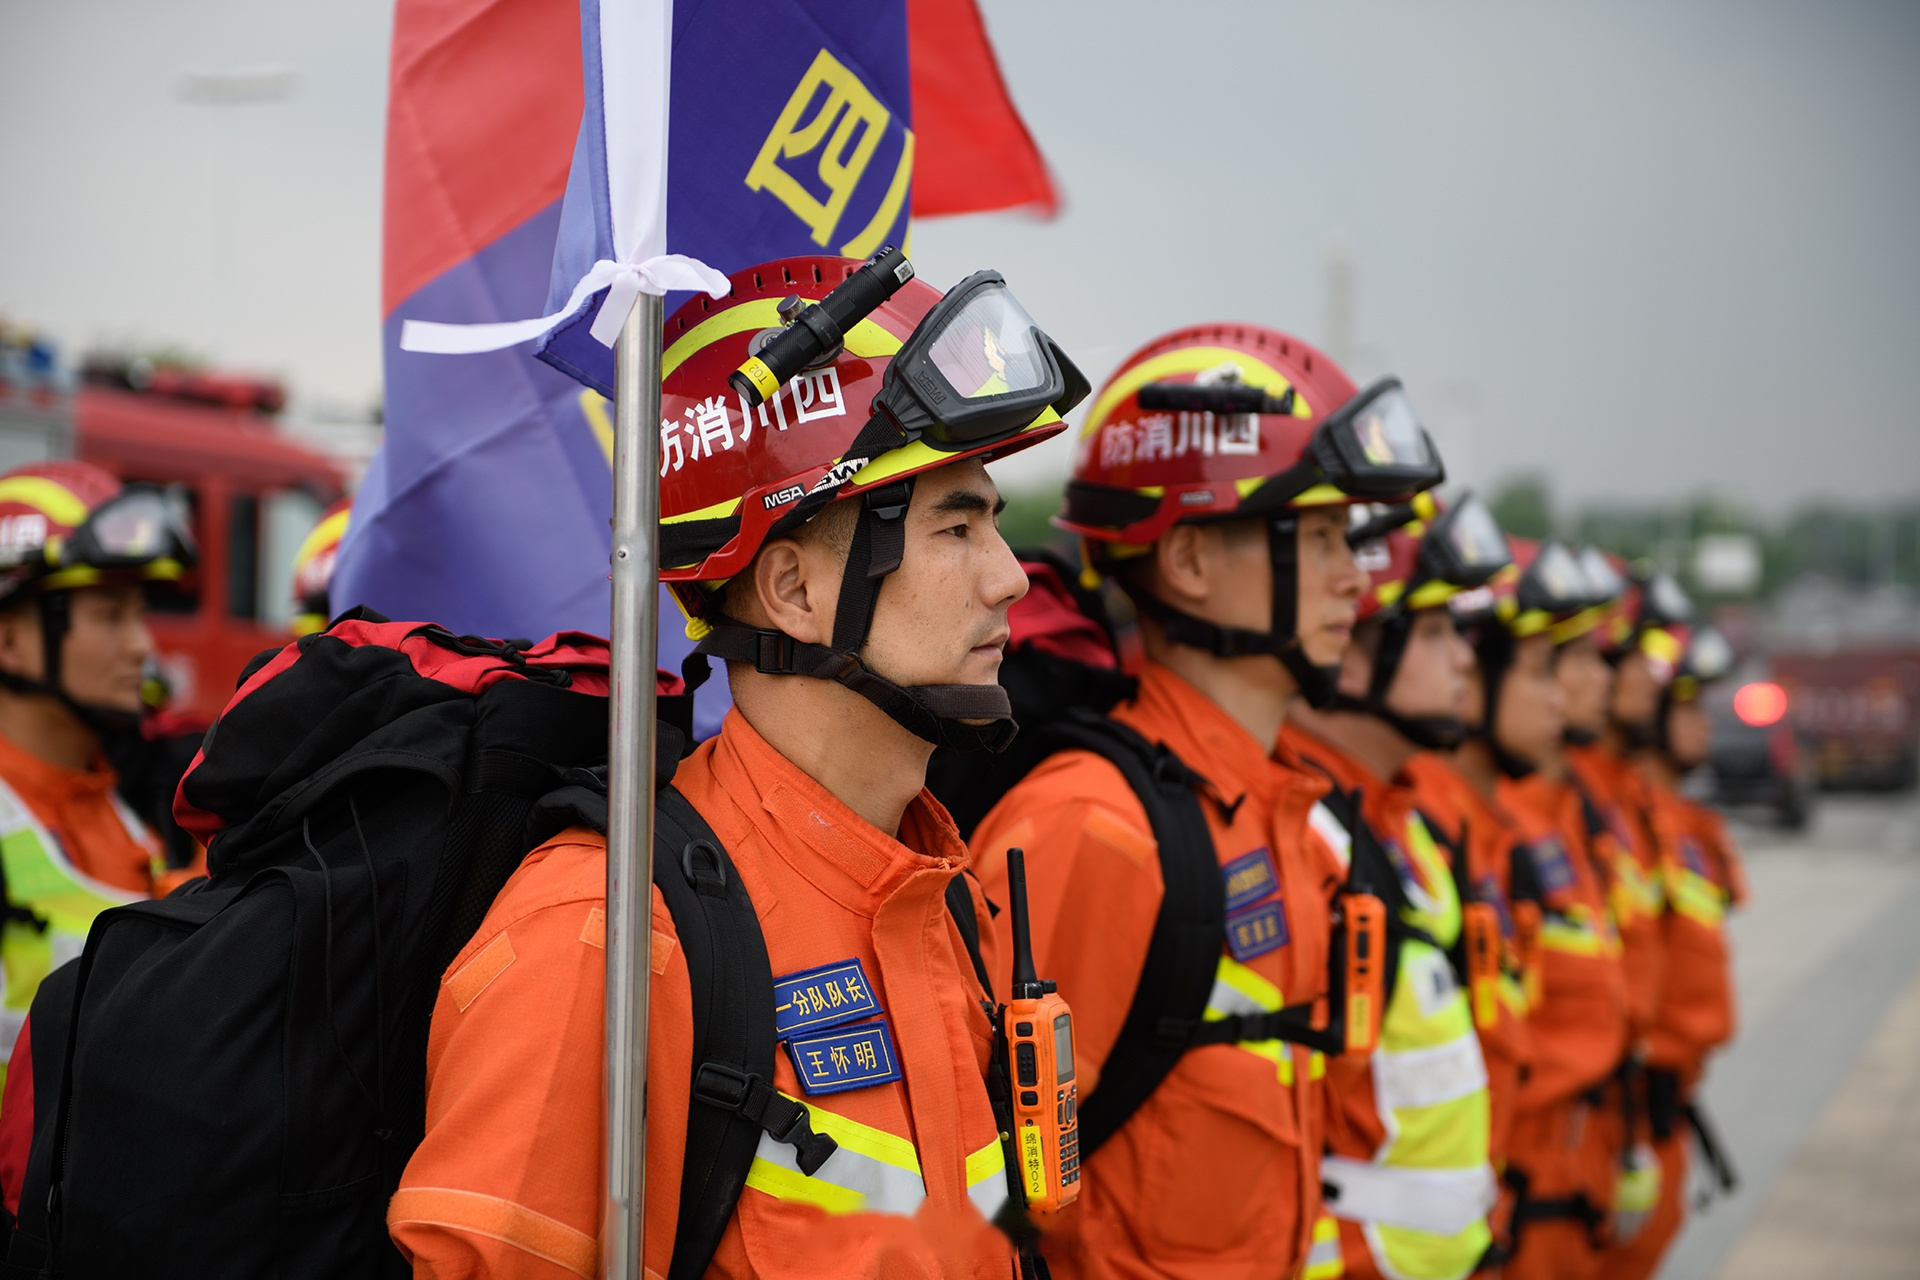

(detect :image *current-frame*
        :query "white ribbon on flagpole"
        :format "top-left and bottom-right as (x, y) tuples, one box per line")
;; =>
(397, 0), (728, 358)
(399, 253), (728, 354)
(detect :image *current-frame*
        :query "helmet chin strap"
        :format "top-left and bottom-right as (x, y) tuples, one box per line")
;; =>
(691, 479), (1020, 754)
(1469, 624), (1540, 778)
(0, 591), (142, 740)
(1126, 514), (1343, 708)
(1327, 610), (1471, 752)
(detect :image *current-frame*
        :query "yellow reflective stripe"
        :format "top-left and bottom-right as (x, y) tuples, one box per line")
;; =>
(1667, 866), (1727, 927)
(0, 476), (88, 527)
(1204, 955), (1295, 1081)
(1540, 904), (1616, 957)
(660, 494), (743, 527)
(1081, 346), (1310, 440)
(745, 1154), (866, 1215)
(662, 297), (903, 380)
(1304, 1212), (1345, 1279)
(1209, 954), (1284, 1014)
(1291, 484), (1349, 507)
(965, 1137), (1009, 1220)
(1406, 578), (1459, 610)
(1400, 815), (1461, 948)
(842, 407), (1064, 493)
(741, 1093), (927, 1217)
(1371, 1219), (1493, 1280)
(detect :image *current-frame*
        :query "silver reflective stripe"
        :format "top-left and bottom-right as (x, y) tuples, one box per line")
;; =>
(1372, 1035), (1487, 1113)
(1309, 801), (1352, 871)
(0, 1006), (23, 1065)
(966, 1139), (1010, 1221)
(1306, 1228), (1343, 1272)
(1321, 1157), (1497, 1235)
(745, 1100), (928, 1217)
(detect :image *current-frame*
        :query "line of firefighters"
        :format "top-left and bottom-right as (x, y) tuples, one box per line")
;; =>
(0, 251), (1740, 1280)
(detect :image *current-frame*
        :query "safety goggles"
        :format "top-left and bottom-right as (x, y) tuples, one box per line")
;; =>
(60, 485), (197, 573)
(1577, 546), (1627, 608)
(1637, 567), (1693, 629)
(1680, 625), (1733, 684)
(872, 271), (1090, 446)
(1517, 540), (1591, 618)
(1221, 376), (1445, 513)
(1414, 493), (1512, 592)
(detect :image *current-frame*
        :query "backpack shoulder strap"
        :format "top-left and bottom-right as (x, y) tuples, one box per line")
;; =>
(1037, 713), (1223, 1160)
(650, 783), (839, 1280)
(944, 873), (994, 996)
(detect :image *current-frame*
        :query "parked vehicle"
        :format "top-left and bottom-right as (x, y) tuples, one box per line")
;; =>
(1771, 649), (1920, 791)
(1704, 671), (1817, 828)
(0, 354), (347, 716)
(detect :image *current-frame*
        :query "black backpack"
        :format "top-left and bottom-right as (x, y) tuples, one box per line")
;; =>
(927, 551), (1399, 1162)
(3, 612), (624, 1278)
(7, 610), (1016, 1280)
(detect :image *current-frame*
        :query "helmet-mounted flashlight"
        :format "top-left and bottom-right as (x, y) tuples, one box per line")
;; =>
(729, 245), (916, 406)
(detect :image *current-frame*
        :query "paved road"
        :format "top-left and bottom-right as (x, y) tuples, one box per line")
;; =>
(1657, 791), (1920, 1279)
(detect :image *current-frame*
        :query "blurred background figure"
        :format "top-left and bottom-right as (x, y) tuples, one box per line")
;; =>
(289, 497), (350, 635)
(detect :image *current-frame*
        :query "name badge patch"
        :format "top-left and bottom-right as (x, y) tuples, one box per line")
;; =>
(1528, 837), (1576, 895)
(1226, 900), (1289, 962)
(1221, 846), (1279, 912)
(774, 958), (879, 1039)
(787, 1020), (902, 1095)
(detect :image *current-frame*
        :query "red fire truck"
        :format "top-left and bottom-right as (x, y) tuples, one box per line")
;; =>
(0, 369), (347, 717)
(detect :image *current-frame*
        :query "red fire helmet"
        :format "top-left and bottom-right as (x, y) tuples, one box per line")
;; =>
(658, 256), (1068, 614)
(1058, 323), (1442, 547)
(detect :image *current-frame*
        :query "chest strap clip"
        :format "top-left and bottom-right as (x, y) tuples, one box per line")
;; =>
(692, 1062), (839, 1176)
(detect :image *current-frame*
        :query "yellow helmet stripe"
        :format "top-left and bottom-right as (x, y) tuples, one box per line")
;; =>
(1082, 346), (1312, 440)
(663, 298), (903, 381)
(0, 477), (89, 527)
(295, 507), (351, 565)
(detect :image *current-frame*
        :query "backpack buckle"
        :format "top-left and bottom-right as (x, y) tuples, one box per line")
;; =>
(692, 1062), (754, 1111)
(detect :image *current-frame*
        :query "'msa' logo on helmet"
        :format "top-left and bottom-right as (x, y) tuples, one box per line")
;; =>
(807, 457), (871, 496)
(762, 485), (806, 511)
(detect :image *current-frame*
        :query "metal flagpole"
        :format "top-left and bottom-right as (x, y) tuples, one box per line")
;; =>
(604, 291), (663, 1280)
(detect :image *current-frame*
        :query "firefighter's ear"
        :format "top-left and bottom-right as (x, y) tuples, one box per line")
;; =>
(1151, 522), (1212, 608)
(0, 600), (42, 682)
(749, 536), (835, 647)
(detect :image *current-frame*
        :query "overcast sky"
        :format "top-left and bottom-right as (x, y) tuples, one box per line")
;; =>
(3, 0), (1916, 509)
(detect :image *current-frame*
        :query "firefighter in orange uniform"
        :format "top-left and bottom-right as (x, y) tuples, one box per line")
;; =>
(970, 325), (1445, 1280)
(1282, 494), (1514, 1280)
(0, 461), (200, 1219)
(1604, 625), (1746, 1280)
(1473, 540), (1631, 1280)
(1562, 556), (1698, 1251)
(389, 255), (1087, 1279)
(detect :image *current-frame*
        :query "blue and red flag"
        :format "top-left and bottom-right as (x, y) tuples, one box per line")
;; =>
(335, 0), (1055, 730)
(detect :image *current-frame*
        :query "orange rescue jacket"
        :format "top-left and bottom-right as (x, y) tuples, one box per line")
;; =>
(390, 710), (1016, 1280)
(969, 662), (1336, 1280)
(1639, 780), (1744, 1086)
(1564, 746), (1666, 1041)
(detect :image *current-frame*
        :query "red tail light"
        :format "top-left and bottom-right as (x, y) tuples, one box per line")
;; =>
(1734, 681), (1788, 727)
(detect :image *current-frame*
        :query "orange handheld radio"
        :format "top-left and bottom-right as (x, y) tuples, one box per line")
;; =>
(1511, 899), (1544, 1009)
(1341, 891), (1387, 1055)
(1002, 847), (1080, 1213)
(1462, 901), (1502, 1031)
